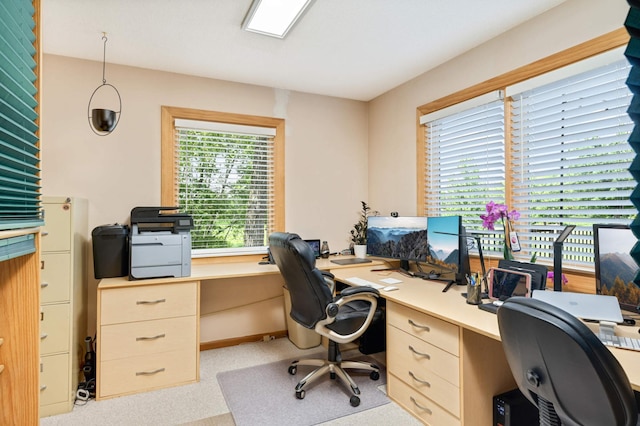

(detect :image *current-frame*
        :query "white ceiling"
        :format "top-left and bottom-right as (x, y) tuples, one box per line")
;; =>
(42, 0), (567, 101)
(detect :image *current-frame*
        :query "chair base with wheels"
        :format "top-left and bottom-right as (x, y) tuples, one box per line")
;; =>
(288, 340), (380, 407)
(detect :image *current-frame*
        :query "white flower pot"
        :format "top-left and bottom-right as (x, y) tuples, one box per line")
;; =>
(354, 244), (367, 259)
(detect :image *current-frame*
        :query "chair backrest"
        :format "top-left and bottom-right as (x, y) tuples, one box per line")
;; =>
(497, 297), (638, 426)
(268, 232), (333, 329)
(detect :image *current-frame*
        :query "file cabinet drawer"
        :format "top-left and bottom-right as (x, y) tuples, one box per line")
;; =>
(99, 349), (197, 398)
(387, 325), (460, 415)
(100, 316), (197, 361)
(40, 303), (71, 355)
(40, 353), (70, 407)
(388, 374), (460, 426)
(387, 301), (459, 356)
(41, 202), (71, 252)
(100, 281), (198, 325)
(40, 252), (71, 304)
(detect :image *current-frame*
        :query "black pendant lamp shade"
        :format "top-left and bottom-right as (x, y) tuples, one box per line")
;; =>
(88, 34), (121, 136)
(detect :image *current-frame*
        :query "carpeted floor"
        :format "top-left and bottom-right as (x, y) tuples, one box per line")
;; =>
(40, 338), (420, 426)
(217, 354), (389, 425)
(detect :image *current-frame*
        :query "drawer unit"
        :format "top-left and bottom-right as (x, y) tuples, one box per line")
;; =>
(97, 280), (199, 400)
(386, 301), (461, 423)
(387, 325), (460, 415)
(40, 197), (87, 418)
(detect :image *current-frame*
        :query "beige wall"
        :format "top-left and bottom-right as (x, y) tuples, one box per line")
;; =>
(368, 0), (630, 216)
(42, 55), (369, 248)
(41, 56), (369, 334)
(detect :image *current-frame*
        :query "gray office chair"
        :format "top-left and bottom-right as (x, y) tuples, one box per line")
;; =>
(268, 232), (382, 407)
(498, 296), (639, 426)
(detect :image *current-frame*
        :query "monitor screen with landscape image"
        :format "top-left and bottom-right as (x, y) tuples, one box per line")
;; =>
(594, 223), (640, 312)
(366, 216), (428, 269)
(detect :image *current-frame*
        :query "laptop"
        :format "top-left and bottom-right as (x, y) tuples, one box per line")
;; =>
(531, 290), (624, 323)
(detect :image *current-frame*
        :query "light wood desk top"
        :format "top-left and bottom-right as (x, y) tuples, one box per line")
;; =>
(98, 255), (384, 289)
(331, 266), (640, 392)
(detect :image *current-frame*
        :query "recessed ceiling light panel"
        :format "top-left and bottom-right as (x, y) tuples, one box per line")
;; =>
(242, 0), (315, 39)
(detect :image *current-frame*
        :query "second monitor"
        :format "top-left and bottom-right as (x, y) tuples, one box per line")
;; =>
(365, 215), (470, 285)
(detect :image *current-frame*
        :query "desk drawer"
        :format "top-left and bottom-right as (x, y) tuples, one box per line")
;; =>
(40, 303), (71, 355)
(387, 301), (459, 356)
(387, 324), (460, 386)
(99, 349), (197, 398)
(100, 282), (197, 325)
(387, 326), (460, 415)
(100, 316), (197, 361)
(388, 374), (460, 426)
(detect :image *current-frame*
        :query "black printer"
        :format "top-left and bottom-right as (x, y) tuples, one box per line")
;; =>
(129, 207), (194, 280)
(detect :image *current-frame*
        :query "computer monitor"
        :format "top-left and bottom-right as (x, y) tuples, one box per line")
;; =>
(426, 215), (471, 286)
(594, 223), (640, 313)
(366, 216), (428, 270)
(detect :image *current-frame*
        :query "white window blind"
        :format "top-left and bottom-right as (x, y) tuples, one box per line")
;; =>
(510, 59), (634, 266)
(425, 99), (506, 251)
(174, 120), (276, 254)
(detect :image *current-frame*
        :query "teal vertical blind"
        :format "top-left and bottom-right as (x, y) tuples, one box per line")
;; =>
(0, 0), (42, 231)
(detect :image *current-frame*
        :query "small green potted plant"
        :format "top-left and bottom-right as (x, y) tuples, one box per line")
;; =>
(350, 201), (376, 258)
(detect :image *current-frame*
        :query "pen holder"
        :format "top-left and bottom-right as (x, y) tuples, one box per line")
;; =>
(466, 282), (482, 305)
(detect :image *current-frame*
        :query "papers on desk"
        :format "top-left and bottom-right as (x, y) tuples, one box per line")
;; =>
(345, 276), (402, 289)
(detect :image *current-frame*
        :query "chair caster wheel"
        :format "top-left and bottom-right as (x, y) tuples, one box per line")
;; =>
(350, 395), (360, 407)
(296, 389), (305, 400)
(370, 370), (380, 380)
(288, 366), (296, 375)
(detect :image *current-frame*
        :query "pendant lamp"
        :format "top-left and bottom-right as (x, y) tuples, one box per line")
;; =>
(88, 33), (121, 136)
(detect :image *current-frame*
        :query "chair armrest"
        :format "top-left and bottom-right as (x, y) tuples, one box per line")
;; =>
(339, 285), (380, 298)
(321, 270), (336, 294)
(326, 286), (379, 319)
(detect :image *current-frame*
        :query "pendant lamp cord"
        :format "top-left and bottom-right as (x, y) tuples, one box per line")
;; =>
(101, 33), (108, 84)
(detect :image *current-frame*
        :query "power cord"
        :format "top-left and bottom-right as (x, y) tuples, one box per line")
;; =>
(75, 378), (95, 406)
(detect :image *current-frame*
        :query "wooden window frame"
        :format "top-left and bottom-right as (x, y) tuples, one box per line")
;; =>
(160, 106), (285, 257)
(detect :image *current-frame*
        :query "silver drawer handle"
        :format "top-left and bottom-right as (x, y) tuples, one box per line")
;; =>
(40, 384), (47, 391)
(136, 367), (166, 376)
(136, 333), (166, 341)
(408, 319), (430, 331)
(410, 396), (432, 414)
(409, 371), (431, 386)
(40, 333), (48, 340)
(41, 282), (49, 288)
(408, 345), (431, 360)
(136, 298), (166, 305)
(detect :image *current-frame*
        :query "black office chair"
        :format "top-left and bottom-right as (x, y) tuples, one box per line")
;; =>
(268, 232), (382, 407)
(497, 297), (639, 426)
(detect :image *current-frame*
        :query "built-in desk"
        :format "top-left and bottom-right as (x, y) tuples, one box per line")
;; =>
(96, 256), (383, 399)
(330, 266), (640, 425)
